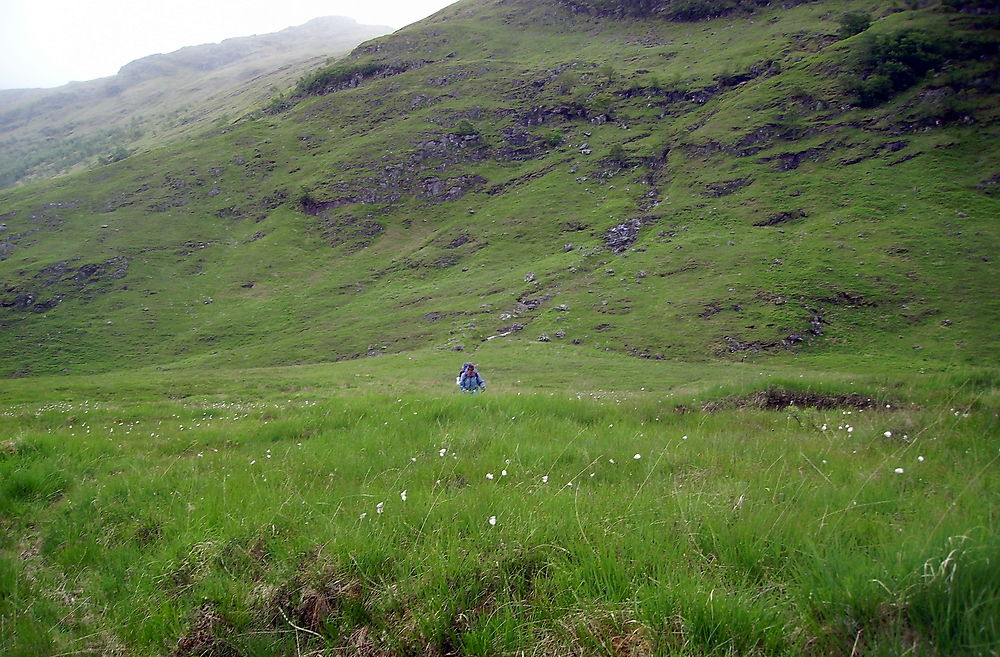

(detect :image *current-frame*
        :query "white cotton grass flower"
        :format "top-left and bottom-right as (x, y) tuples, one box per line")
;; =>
(884, 431), (893, 438)
(439, 448), (447, 457)
(359, 512), (367, 520)
(400, 490), (407, 501)
(486, 473), (494, 480)
(634, 453), (642, 460)
(918, 455), (925, 462)
(376, 502), (385, 514)
(894, 468), (905, 474)
(488, 516), (497, 526)
(541, 475), (549, 483)
(609, 459), (616, 464)
(501, 469), (508, 477)
(682, 435), (688, 440)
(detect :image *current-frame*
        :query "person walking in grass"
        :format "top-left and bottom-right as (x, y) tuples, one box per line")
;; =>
(458, 362), (486, 393)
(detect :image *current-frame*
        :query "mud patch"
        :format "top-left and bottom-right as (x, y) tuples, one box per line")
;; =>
(172, 603), (239, 657)
(702, 388), (885, 412)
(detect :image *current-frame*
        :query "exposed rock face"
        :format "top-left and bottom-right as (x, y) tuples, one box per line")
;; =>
(703, 177), (753, 197)
(757, 147), (827, 171)
(605, 217), (657, 253)
(446, 234), (471, 249)
(753, 209), (806, 227)
(419, 175), (486, 202)
(1, 256), (129, 312)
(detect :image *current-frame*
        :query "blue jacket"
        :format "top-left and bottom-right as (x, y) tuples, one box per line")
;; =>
(459, 370), (485, 391)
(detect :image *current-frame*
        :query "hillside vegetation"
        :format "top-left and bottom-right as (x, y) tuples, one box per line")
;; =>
(0, 0), (997, 378)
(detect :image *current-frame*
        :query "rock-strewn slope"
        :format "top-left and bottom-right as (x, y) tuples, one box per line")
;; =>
(0, 0), (996, 375)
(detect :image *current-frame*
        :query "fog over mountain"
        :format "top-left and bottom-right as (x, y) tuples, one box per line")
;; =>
(0, 16), (391, 188)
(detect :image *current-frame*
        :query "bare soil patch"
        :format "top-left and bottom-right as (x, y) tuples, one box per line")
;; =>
(702, 387), (885, 412)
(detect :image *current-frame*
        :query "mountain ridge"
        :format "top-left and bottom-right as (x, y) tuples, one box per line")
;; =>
(0, 16), (392, 189)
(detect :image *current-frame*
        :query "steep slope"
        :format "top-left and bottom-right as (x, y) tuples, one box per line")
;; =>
(0, 16), (391, 189)
(0, 0), (997, 377)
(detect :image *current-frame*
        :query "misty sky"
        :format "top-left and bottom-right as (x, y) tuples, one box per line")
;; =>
(0, 0), (457, 90)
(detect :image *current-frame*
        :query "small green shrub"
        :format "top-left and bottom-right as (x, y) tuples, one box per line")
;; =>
(606, 143), (627, 163)
(294, 59), (386, 96)
(837, 12), (872, 39)
(453, 119), (479, 136)
(555, 70), (579, 95)
(98, 145), (132, 166)
(588, 92), (615, 116)
(540, 129), (565, 147)
(846, 30), (949, 106)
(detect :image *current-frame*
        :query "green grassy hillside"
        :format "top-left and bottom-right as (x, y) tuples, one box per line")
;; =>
(0, 0), (997, 380)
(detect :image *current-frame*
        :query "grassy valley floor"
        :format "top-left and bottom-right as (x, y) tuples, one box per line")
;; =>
(1, 348), (997, 656)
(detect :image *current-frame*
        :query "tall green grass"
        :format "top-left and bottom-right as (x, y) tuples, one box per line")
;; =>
(2, 371), (996, 655)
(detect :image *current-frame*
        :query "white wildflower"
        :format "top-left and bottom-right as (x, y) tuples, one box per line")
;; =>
(894, 468), (904, 474)
(486, 472), (494, 480)
(488, 516), (497, 526)
(917, 456), (924, 462)
(884, 431), (892, 438)
(400, 490), (407, 501)
(376, 502), (385, 514)
(634, 453), (641, 459)
(541, 475), (549, 483)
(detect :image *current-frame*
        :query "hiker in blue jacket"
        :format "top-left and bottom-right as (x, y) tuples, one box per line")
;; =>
(458, 362), (486, 393)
